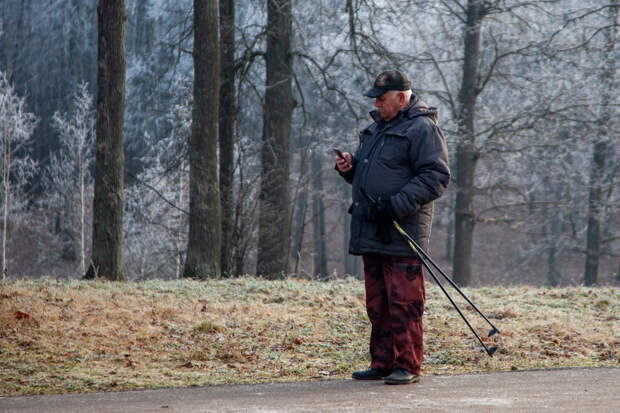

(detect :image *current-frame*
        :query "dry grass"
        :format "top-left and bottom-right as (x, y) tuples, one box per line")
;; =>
(0, 277), (618, 396)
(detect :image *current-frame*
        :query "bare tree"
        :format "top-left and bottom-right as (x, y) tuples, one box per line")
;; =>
(86, 0), (127, 281)
(584, 0), (618, 286)
(256, 0), (294, 279)
(48, 82), (95, 275)
(0, 0), (97, 170)
(0, 72), (38, 278)
(452, 0), (484, 286)
(311, 149), (327, 278)
(231, 135), (261, 276)
(183, 0), (221, 278)
(219, 0), (235, 276)
(291, 141), (310, 276)
(123, 85), (191, 280)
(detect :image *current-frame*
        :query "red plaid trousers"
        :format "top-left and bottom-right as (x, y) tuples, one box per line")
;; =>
(363, 254), (425, 375)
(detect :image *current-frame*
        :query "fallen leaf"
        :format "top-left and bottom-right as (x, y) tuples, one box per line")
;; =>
(15, 311), (30, 319)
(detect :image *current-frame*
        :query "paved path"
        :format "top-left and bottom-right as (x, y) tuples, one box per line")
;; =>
(1, 367), (618, 412)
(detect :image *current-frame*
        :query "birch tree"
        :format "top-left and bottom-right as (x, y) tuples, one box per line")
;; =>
(0, 72), (38, 278)
(47, 82), (95, 275)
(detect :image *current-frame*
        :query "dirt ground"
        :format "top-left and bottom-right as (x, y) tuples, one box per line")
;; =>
(1, 367), (618, 412)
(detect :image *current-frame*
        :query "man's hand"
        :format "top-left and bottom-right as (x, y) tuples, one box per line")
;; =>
(376, 198), (397, 222)
(364, 198), (396, 244)
(365, 198), (397, 223)
(336, 152), (353, 172)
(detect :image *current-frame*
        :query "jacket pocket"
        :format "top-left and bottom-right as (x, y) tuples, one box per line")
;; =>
(378, 133), (409, 164)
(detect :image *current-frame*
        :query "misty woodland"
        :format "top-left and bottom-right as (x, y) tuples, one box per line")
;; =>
(0, 0), (617, 285)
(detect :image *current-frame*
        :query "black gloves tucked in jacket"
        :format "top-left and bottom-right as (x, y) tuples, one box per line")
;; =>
(365, 198), (397, 223)
(364, 198), (397, 244)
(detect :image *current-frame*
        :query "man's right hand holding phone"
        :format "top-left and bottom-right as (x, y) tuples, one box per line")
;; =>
(334, 149), (353, 172)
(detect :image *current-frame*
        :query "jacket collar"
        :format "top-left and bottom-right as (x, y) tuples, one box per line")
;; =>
(369, 95), (427, 123)
(369, 96), (439, 126)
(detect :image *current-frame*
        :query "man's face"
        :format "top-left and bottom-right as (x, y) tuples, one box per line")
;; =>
(374, 91), (403, 121)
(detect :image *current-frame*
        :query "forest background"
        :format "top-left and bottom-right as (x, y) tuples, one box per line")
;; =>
(0, 0), (618, 286)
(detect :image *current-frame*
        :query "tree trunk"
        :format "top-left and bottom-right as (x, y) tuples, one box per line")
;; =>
(256, 0), (294, 279)
(543, 181), (562, 286)
(445, 189), (454, 262)
(232, 153), (249, 276)
(86, 0), (126, 281)
(584, 147), (605, 286)
(452, 0), (482, 287)
(584, 0), (617, 286)
(176, 160), (186, 279)
(311, 150), (327, 278)
(183, 0), (221, 279)
(69, 0), (84, 94)
(292, 147), (310, 275)
(134, 0), (150, 55)
(79, 135), (87, 275)
(219, 0), (235, 277)
(2, 143), (9, 279)
(547, 211), (561, 287)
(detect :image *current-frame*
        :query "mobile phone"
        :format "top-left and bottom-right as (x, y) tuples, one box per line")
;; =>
(333, 148), (345, 159)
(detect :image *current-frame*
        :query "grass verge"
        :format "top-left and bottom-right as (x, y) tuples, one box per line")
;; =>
(0, 277), (618, 396)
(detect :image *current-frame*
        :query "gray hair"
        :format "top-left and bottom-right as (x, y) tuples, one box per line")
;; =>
(388, 89), (412, 104)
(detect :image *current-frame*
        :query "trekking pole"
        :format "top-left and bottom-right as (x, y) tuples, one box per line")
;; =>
(360, 189), (499, 356)
(391, 220), (500, 337)
(391, 220), (498, 356)
(359, 188), (499, 335)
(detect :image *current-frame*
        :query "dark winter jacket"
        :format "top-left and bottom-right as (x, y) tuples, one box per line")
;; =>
(339, 96), (450, 256)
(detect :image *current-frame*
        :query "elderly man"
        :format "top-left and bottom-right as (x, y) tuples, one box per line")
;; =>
(336, 69), (450, 385)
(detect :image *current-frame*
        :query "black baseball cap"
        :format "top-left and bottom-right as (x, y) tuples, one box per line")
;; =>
(364, 70), (411, 98)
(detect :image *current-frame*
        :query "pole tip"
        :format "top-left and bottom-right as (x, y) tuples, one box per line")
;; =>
(487, 346), (498, 357)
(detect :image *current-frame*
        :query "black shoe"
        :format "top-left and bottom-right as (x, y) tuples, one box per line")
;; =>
(352, 368), (389, 380)
(384, 369), (420, 385)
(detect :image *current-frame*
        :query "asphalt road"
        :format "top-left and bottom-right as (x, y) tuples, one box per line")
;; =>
(1, 367), (618, 412)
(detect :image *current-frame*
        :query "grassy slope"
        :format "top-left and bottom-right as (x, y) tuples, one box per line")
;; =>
(0, 277), (618, 396)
